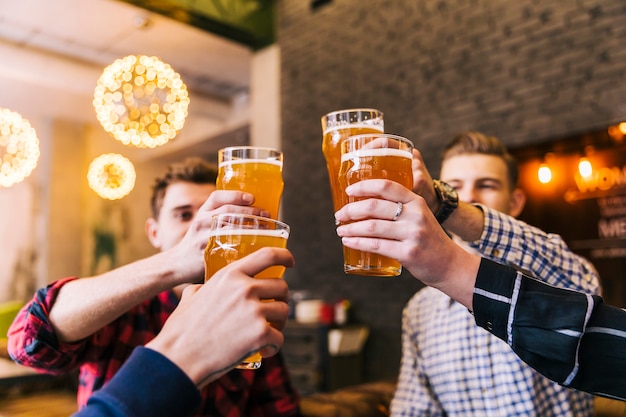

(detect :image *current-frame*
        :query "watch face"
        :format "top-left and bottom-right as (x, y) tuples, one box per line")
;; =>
(436, 180), (458, 203)
(445, 183), (458, 201)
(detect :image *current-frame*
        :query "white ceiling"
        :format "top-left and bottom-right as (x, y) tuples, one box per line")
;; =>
(0, 0), (253, 160)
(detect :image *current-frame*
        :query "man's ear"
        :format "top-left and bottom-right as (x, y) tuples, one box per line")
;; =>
(145, 218), (162, 249)
(509, 188), (527, 218)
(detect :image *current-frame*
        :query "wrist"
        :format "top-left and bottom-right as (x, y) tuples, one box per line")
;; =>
(156, 248), (202, 287)
(146, 336), (209, 387)
(433, 180), (459, 224)
(444, 203), (485, 242)
(431, 196), (442, 217)
(437, 250), (480, 310)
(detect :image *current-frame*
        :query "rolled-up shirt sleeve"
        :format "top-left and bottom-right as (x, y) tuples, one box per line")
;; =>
(473, 258), (626, 401)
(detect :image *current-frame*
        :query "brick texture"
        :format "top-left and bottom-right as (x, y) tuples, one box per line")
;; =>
(277, 0), (626, 382)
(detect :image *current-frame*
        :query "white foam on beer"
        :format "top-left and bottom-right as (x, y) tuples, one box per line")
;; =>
(210, 228), (290, 239)
(323, 123), (384, 135)
(219, 159), (282, 168)
(341, 147), (412, 162)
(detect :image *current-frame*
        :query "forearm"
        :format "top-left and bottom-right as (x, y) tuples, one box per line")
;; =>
(440, 201), (485, 242)
(470, 207), (600, 293)
(50, 250), (186, 342)
(472, 258), (626, 400)
(425, 247), (480, 311)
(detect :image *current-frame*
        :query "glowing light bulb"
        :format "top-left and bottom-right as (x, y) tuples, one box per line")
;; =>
(578, 158), (592, 178)
(538, 164), (552, 184)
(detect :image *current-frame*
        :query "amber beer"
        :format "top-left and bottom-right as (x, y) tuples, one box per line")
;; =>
(204, 213), (290, 369)
(321, 109), (384, 211)
(338, 134), (414, 276)
(217, 146), (284, 220)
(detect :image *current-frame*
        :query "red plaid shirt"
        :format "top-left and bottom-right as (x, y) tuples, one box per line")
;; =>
(8, 277), (301, 416)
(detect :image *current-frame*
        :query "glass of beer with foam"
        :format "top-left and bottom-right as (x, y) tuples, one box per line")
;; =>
(321, 109), (384, 212)
(204, 213), (290, 369)
(338, 133), (414, 276)
(217, 146), (283, 219)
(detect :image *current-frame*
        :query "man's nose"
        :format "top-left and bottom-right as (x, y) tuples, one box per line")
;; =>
(457, 188), (478, 204)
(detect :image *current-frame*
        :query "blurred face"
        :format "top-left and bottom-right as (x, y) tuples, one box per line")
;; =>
(146, 181), (216, 251)
(440, 153), (524, 217)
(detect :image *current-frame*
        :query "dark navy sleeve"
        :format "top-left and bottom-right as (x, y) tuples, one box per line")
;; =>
(473, 258), (626, 401)
(72, 347), (201, 417)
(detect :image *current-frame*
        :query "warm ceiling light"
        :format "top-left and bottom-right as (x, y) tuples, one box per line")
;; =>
(537, 163), (552, 184)
(93, 55), (190, 148)
(0, 108), (40, 187)
(578, 158), (592, 178)
(87, 153), (136, 200)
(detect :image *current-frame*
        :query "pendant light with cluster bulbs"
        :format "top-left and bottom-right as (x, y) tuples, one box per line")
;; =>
(87, 153), (136, 200)
(0, 107), (40, 187)
(93, 55), (190, 148)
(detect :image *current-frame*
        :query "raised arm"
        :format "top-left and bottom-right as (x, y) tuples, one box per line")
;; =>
(473, 259), (626, 400)
(335, 179), (626, 400)
(72, 247), (294, 417)
(334, 178), (479, 309)
(42, 190), (261, 343)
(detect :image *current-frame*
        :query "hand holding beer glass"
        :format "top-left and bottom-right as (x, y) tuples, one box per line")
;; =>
(338, 133), (414, 276)
(321, 109), (384, 212)
(204, 213), (290, 369)
(217, 146), (284, 219)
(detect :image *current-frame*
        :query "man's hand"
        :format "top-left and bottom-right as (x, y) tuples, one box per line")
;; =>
(335, 179), (479, 309)
(167, 190), (270, 286)
(147, 247), (294, 388)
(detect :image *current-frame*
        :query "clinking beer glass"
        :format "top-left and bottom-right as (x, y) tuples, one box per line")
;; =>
(204, 213), (290, 370)
(338, 133), (414, 276)
(321, 109), (384, 212)
(217, 146), (284, 220)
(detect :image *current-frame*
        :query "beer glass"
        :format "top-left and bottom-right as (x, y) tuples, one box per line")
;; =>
(321, 109), (384, 212)
(204, 213), (290, 369)
(338, 133), (414, 276)
(217, 146), (284, 219)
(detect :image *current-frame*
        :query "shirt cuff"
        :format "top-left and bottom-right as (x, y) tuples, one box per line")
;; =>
(473, 258), (595, 386)
(472, 258), (517, 342)
(84, 346), (201, 417)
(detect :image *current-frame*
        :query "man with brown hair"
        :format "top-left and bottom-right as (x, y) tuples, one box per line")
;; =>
(389, 132), (600, 416)
(9, 157), (301, 416)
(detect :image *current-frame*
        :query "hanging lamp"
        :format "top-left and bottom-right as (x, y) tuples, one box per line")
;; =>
(0, 108), (40, 187)
(87, 153), (136, 200)
(93, 55), (190, 148)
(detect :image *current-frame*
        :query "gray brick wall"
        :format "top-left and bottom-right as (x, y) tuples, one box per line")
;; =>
(278, 0), (626, 383)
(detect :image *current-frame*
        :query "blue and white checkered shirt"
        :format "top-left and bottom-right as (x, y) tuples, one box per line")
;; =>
(390, 205), (600, 417)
